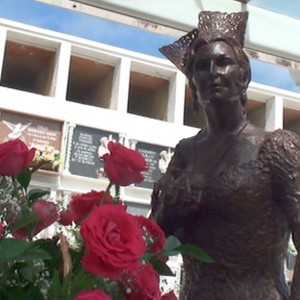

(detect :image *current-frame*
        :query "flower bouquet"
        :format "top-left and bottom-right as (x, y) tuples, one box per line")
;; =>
(31, 144), (61, 172)
(0, 139), (212, 300)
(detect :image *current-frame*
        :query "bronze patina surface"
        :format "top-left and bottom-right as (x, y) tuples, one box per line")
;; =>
(152, 11), (300, 300)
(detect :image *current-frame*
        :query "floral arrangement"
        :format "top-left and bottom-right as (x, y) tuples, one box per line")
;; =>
(0, 139), (212, 300)
(31, 144), (61, 171)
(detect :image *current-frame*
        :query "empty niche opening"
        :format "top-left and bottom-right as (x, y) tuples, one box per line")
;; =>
(67, 55), (114, 108)
(245, 99), (266, 129)
(184, 91), (266, 130)
(184, 85), (206, 129)
(128, 71), (169, 121)
(1, 41), (56, 96)
(283, 107), (300, 135)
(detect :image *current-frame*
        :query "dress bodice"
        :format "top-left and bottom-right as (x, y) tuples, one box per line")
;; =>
(152, 128), (300, 300)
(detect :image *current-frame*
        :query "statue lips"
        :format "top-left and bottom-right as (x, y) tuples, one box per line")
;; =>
(210, 82), (223, 90)
(205, 79), (233, 104)
(208, 80), (226, 93)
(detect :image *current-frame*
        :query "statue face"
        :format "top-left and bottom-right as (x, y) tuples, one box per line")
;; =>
(191, 41), (243, 105)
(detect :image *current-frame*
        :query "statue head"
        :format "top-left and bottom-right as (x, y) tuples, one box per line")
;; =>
(160, 11), (251, 109)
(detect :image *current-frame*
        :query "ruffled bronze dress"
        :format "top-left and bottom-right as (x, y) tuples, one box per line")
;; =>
(152, 128), (300, 300)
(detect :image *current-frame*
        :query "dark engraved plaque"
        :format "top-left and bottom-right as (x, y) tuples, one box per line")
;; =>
(0, 110), (63, 171)
(69, 125), (118, 179)
(134, 141), (174, 189)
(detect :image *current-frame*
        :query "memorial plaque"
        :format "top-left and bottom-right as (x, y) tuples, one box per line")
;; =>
(0, 110), (63, 171)
(68, 125), (118, 179)
(134, 141), (174, 189)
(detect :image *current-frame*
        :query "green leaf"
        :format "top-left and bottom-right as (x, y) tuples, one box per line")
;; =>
(163, 235), (182, 251)
(9, 212), (38, 233)
(173, 244), (214, 263)
(0, 238), (30, 264)
(22, 247), (52, 262)
(47, 271), (63, 300)
(142, 252), (156, 263)
(0, 286), (42, 300)
(19, 265), (35, 282)
(33, 238), (61, 261)
(159, 249), (184, 257)
(16, 168), (32, 190)
(150, 259), (175, 276)
(28, 189), (50, 203)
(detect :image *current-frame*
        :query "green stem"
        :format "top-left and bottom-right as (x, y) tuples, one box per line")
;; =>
(11, 176), (20, 202)
(101, 181), (113, 205)
(114, 184), (120, 204)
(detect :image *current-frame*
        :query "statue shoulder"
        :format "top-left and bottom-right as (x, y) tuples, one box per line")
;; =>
(167, 134), (199, 170)
(172, 135), (197, 159)
(263, 128), (300, 170)
(265, 128), (300, 149)
(176, 136), (195, 148)
(175, 132), (201, 152)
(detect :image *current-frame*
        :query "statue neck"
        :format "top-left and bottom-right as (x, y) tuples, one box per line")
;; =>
(203, 100), (247, 137)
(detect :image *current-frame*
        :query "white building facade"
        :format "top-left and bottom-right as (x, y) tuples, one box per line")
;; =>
(0, 15), (300, 290)
(1, 17), (300, 214)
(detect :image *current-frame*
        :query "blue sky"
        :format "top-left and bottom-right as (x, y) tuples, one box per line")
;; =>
(0, 0), (174, 57)
(0, 0), (299, 93)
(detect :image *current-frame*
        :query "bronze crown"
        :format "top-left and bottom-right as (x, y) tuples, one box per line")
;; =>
(160, 11), (248, 74)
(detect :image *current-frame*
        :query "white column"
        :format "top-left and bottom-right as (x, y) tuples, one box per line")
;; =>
(63, 122), (76, 175)
(169, 71), (186, 125)
(265, 96), (283, 131)
(111, 57), (131, 112)
(52, 42), (72, 99)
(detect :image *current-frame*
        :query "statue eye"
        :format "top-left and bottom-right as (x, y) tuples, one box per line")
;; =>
(218, 56), (234, 66)
(195, 60), (210, 71)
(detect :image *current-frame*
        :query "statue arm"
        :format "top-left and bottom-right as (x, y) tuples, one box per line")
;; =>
(280, 179), (300, 300)
(281, 179), (300, 300)
(266, 130), (300, 300)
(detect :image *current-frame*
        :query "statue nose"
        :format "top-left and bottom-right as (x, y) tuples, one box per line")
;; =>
(209, 62), (214, 73)
(209, 62), (219, 75)
(209, 62), (222, 78)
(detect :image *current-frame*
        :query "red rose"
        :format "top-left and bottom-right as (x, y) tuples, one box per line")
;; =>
(13, 228), (29, 240)
(81, 204), (146, 279)
(58, 210), (74, 226)
(0, 139), (35, 176)
(73, 290), (112, 300)
(120, 263), (161, 300)
(13, 200), (58, 239)
(33, 200), (59, 232)
(161, 291), (178, 300)
(101, 142), (148, 186)
(61, 190), (125, 225)
(135, 216), (167, 254)
(70, 190), (114, 223)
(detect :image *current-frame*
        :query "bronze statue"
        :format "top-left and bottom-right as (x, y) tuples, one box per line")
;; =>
(151, 11), (300, 300)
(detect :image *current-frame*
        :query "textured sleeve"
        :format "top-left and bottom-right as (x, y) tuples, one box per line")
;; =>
(151, 138), (192, 238)
(263, 129), (300, 300)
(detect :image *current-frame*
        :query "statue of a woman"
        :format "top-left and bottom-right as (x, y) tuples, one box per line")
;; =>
(151, 11), (300, 300)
